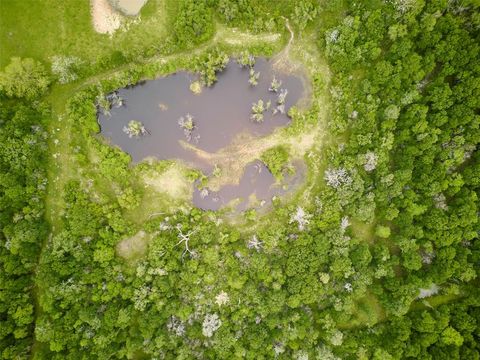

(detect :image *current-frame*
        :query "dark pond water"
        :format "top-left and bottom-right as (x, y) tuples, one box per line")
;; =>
(98, 58), (305, 211)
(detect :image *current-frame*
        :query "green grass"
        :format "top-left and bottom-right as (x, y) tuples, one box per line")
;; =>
(0, 0), (167, 68)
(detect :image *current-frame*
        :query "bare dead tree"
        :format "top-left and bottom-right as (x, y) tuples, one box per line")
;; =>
(174, 224), (199, 261)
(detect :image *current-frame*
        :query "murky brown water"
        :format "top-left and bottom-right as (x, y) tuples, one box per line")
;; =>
(193, 160), (305, 211)
(98, 58), (305, 211)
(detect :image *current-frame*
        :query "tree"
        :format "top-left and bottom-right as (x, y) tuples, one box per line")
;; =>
(375, 225), (391, 238)
(0, 57), (50, 99)
(441, 326), (464, 347)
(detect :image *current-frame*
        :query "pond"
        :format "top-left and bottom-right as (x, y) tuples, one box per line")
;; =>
(98, 58), (305, 211)
(108, 0), (147, 16)
(192, 160), (305, 211)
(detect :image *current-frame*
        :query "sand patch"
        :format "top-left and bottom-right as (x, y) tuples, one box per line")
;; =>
(117, 230), (148, 259)
(143, 165), (192, 199)
(91, 0), (122, 35)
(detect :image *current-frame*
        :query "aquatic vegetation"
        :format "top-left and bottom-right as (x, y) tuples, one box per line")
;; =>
(277, 88), (288, 105)
(272, 88), (289, 114)
(106, 91), (124, 108)
(96, 93), (112, 116)
(269, 76), (282, 92)
(260, 145), (290, 180)
(195, 49), (229, 86)
(122, 120), (148, 138)
(178, 113), (196, 141)
(212, 164), (221, 177)
(237, 51), (255, 68)
(189, 80), (202, 94)
(248, 68), (260, 86)
(250, 99), (266, 122)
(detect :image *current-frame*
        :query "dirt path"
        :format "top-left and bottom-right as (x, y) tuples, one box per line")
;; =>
(272, 18), (298, 73)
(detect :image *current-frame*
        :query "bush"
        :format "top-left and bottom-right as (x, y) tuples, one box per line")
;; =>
(261, 145), (290, 180)
(0, 57), (50, 99)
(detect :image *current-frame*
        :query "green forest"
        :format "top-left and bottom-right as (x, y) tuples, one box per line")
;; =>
(0, 0), (479, 359)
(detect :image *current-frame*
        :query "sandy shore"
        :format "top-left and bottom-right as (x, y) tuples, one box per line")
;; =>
(90, 0), (121, 35)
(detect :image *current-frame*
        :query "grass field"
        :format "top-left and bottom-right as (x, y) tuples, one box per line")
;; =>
(0, 0), (168, 68)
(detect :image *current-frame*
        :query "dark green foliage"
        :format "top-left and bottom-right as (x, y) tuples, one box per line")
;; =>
(0, 103), (49, 358)
(172, 0), (215, 47)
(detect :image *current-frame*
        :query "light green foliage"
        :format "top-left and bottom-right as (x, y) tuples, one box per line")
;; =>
(261, 145), (290, 180)
(195, 49), (229, 86)
(118, 188), (140, 209)
(250, 99), (266, 122)
(441, 326), (464, 346)
(123, 120), (148, 138)
(375, 225), (391, 238)
(0, 57), (50, 99)
(237, 51), (255, 68)
(292, 0), (319, 30)
(248, 68), (260, 86)
(0, 0), (167, 71)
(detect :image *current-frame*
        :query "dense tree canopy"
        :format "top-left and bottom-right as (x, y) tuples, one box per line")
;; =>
(0, 57), (50, 99)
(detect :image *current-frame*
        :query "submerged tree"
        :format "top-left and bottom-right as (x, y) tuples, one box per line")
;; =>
(195, 50), (229, 86)
(237, 51), (255, 68)
(269, 76), (282, 93)
(178, 113), (196, 141)
(277, 88), (288, 105)
(123, 120), (148, 138)
(249, 68), (260, 86)
(273, 88), (288, 114)
(251, 100), (266, 122)
(106, 92), (124, 108)
(189, 80), (202, 94)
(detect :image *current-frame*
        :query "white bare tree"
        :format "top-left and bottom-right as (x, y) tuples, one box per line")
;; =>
(175, 225), (198, 261)
(247, 235), (263, 251)
(324, 168), (352, 188)
(290, 207), (312, 231)
(202, 313), (222, 337)
(363, 152), (378, 172)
